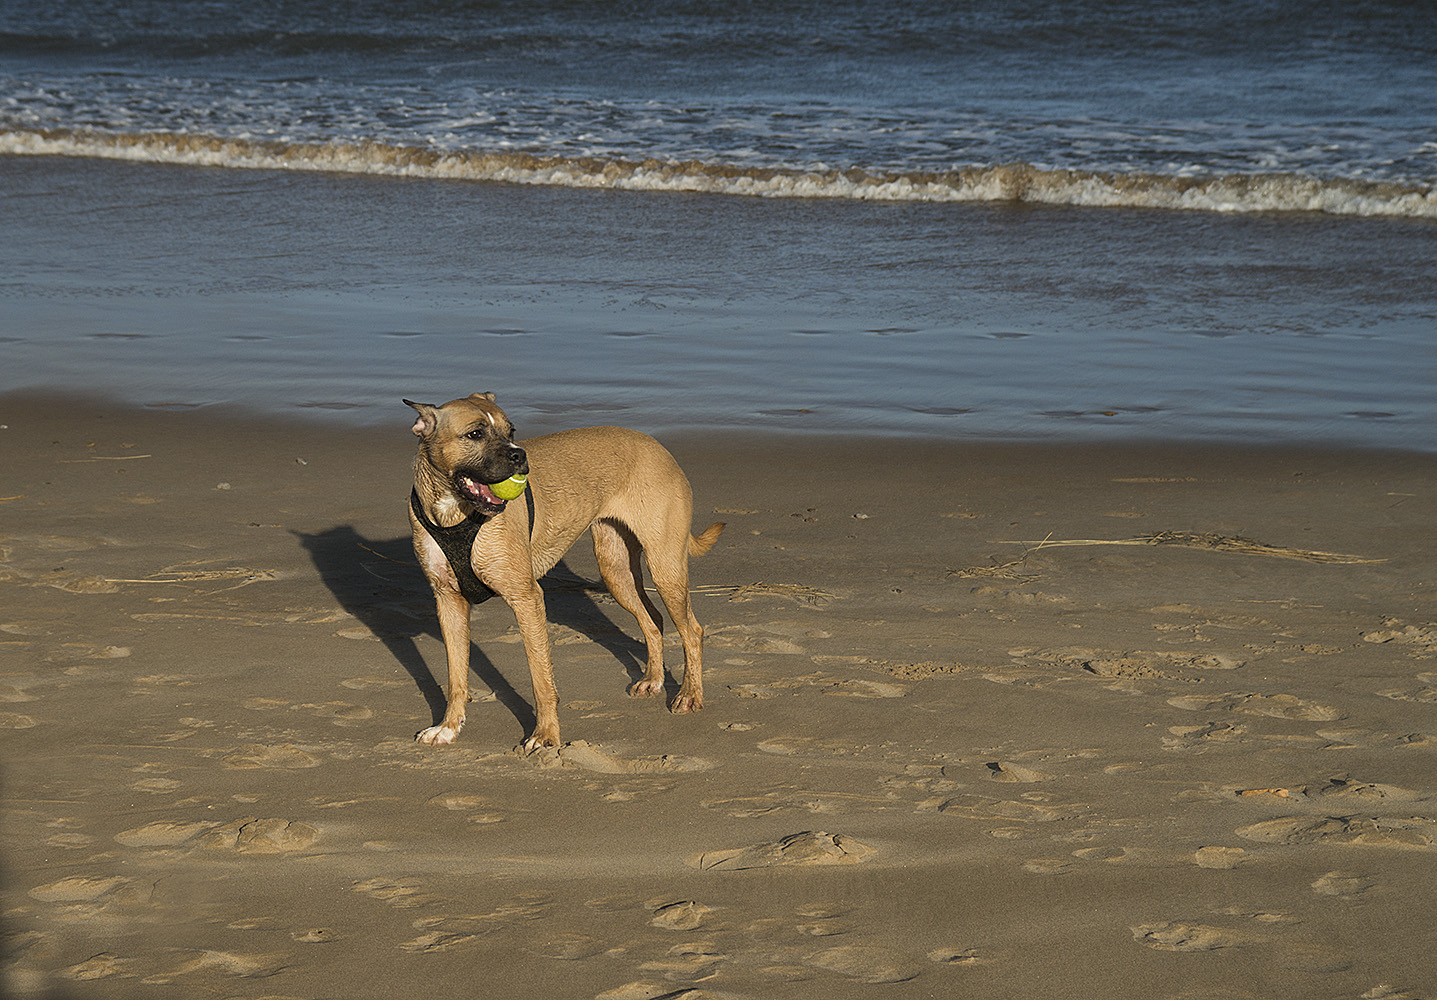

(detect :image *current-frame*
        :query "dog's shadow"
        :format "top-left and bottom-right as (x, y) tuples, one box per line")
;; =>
(294, 526), (653, 736)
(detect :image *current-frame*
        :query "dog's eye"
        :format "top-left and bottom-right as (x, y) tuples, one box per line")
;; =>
(464, 428), (485, 441)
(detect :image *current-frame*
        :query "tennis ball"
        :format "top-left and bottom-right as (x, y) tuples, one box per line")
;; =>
(489, 473), (528, 501)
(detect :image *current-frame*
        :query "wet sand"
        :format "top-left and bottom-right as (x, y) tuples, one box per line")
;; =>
(3, 392), (1435, 999)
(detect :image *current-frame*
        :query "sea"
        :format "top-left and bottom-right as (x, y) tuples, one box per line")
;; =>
(2, 1), (1434, 449)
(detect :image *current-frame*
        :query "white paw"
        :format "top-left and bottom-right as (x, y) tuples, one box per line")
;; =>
(416, 724), (460, 746)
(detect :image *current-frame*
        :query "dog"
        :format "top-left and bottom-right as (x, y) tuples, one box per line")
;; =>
(404, 393), (724, 749)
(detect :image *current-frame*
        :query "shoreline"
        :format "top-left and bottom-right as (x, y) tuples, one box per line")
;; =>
(4, 392), (1435, 998)
(5, 387), (1436, 459)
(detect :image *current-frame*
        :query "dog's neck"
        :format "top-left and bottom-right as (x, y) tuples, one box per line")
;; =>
(411, 460), (474, 527)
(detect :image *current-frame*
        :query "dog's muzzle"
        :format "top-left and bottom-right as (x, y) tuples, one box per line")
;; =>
(454, 445), (527, 513)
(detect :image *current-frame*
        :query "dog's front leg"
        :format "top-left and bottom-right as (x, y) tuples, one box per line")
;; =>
(508, 581), (560, 750)
(417, 589), (473, 745)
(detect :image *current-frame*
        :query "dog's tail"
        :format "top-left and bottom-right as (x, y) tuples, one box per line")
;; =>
(689, 522), (726, 558)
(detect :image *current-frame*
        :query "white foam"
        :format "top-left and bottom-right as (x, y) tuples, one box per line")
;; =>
(4, 128), (1434, 219)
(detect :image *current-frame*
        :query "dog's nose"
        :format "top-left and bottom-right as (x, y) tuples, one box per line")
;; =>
(509, 445), (528, 471)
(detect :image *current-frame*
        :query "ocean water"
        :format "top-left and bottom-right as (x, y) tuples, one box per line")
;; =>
(2, 1), (1435, 448)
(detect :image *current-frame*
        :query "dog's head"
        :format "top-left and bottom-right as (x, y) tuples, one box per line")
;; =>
(405, 393), (529, 515)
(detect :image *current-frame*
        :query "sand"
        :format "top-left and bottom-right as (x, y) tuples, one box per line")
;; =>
(3, 392), (1435, 1000)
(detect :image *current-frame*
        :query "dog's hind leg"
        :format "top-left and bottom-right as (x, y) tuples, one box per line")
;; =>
(639, 526), (707, 714)
(592, 518), (668, 699)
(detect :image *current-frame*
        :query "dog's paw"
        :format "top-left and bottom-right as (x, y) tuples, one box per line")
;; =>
(671, 693), (703, 714)
(628, 678), (665, 699)
(416, 724), (461, 746)
(521, 727), (561, 752)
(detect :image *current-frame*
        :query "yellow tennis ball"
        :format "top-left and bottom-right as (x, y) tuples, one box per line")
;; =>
(490, 473), (528, 501)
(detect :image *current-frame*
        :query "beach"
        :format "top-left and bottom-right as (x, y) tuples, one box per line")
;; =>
(4, 394), (1435, 999)
(5, 4), (1436, 995)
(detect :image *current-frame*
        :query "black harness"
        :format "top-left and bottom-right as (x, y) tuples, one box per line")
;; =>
(409, 486), (535, 605)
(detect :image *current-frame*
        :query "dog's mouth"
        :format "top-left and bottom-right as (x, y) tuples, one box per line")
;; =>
(456, 474), (508, 513)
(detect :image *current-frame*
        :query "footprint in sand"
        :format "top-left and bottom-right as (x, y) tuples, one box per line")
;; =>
(221, 743), (322, 769)
(795, 904), (854, 938)
(754, 734), (869, 758)
(532, 740), (713, 774)
(114, 819), (219, 848)
(1072, 845), (1132, 863)
(402, 901), (552, 952)
(293, 701), (375, 725)
(163, 949), (291, 979)
(1236, 816), (1436, 850)
(1022, 859), (1073, 875)
(805, 944), (922, 984)
(938, 793), (1081, 824)
(200, 817), (320, 854)
(1131, 922), (1246, 951)
(1362, 622), (1437, 652)
(341, 676), (411, 691)
(427, 792), (489, 811)
(113, 816), (318, 853)
(821, 678), (910, 699)
(728, 673), (838, 699)
(28, 875), (135, 903)
(687, 831), (875, 871)
(424, 791), (508, 824)
(972, 586), (1069, 605)
(0, 682), (38, 703)
(0, 711), (38, 729)
(522, 933), (610, 960)
(352, 877), (446, 909)
(649, 900), (714, 930)
(1311, 870), (1376, 899)
(1, 620), (73, 638)
(735, 666), (902, 698)
(59, 953), (143, 981)
(400, 923), (497, 954)
(639, 941), (731, 981)
(291, 928), (340, 943)
(701, 794), (785, 818)
(1194, 846), (1249, 869)
(1164, 721), (1248, 750)
(1376, 677), (1437, 703)
(929, 946), (984, 966)
(705, 624), (808, 655)
(129, 777), (182, 794)
(985, 761), (1052, 783)
(1304, 777), (1425, 805)
(1167, 692), (1343, 721)
(704, 788), (888, 818)
(42, 643), (131, 663)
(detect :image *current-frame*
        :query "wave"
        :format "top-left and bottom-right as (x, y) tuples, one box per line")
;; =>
(4, 127), (1434, 219)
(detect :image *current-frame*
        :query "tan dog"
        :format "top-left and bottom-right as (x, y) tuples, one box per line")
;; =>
(405, 393), (724, 749)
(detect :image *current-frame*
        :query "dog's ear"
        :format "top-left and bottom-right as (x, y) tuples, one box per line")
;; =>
(403, 399), (439, 439)
(469, 392), (497, 403)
